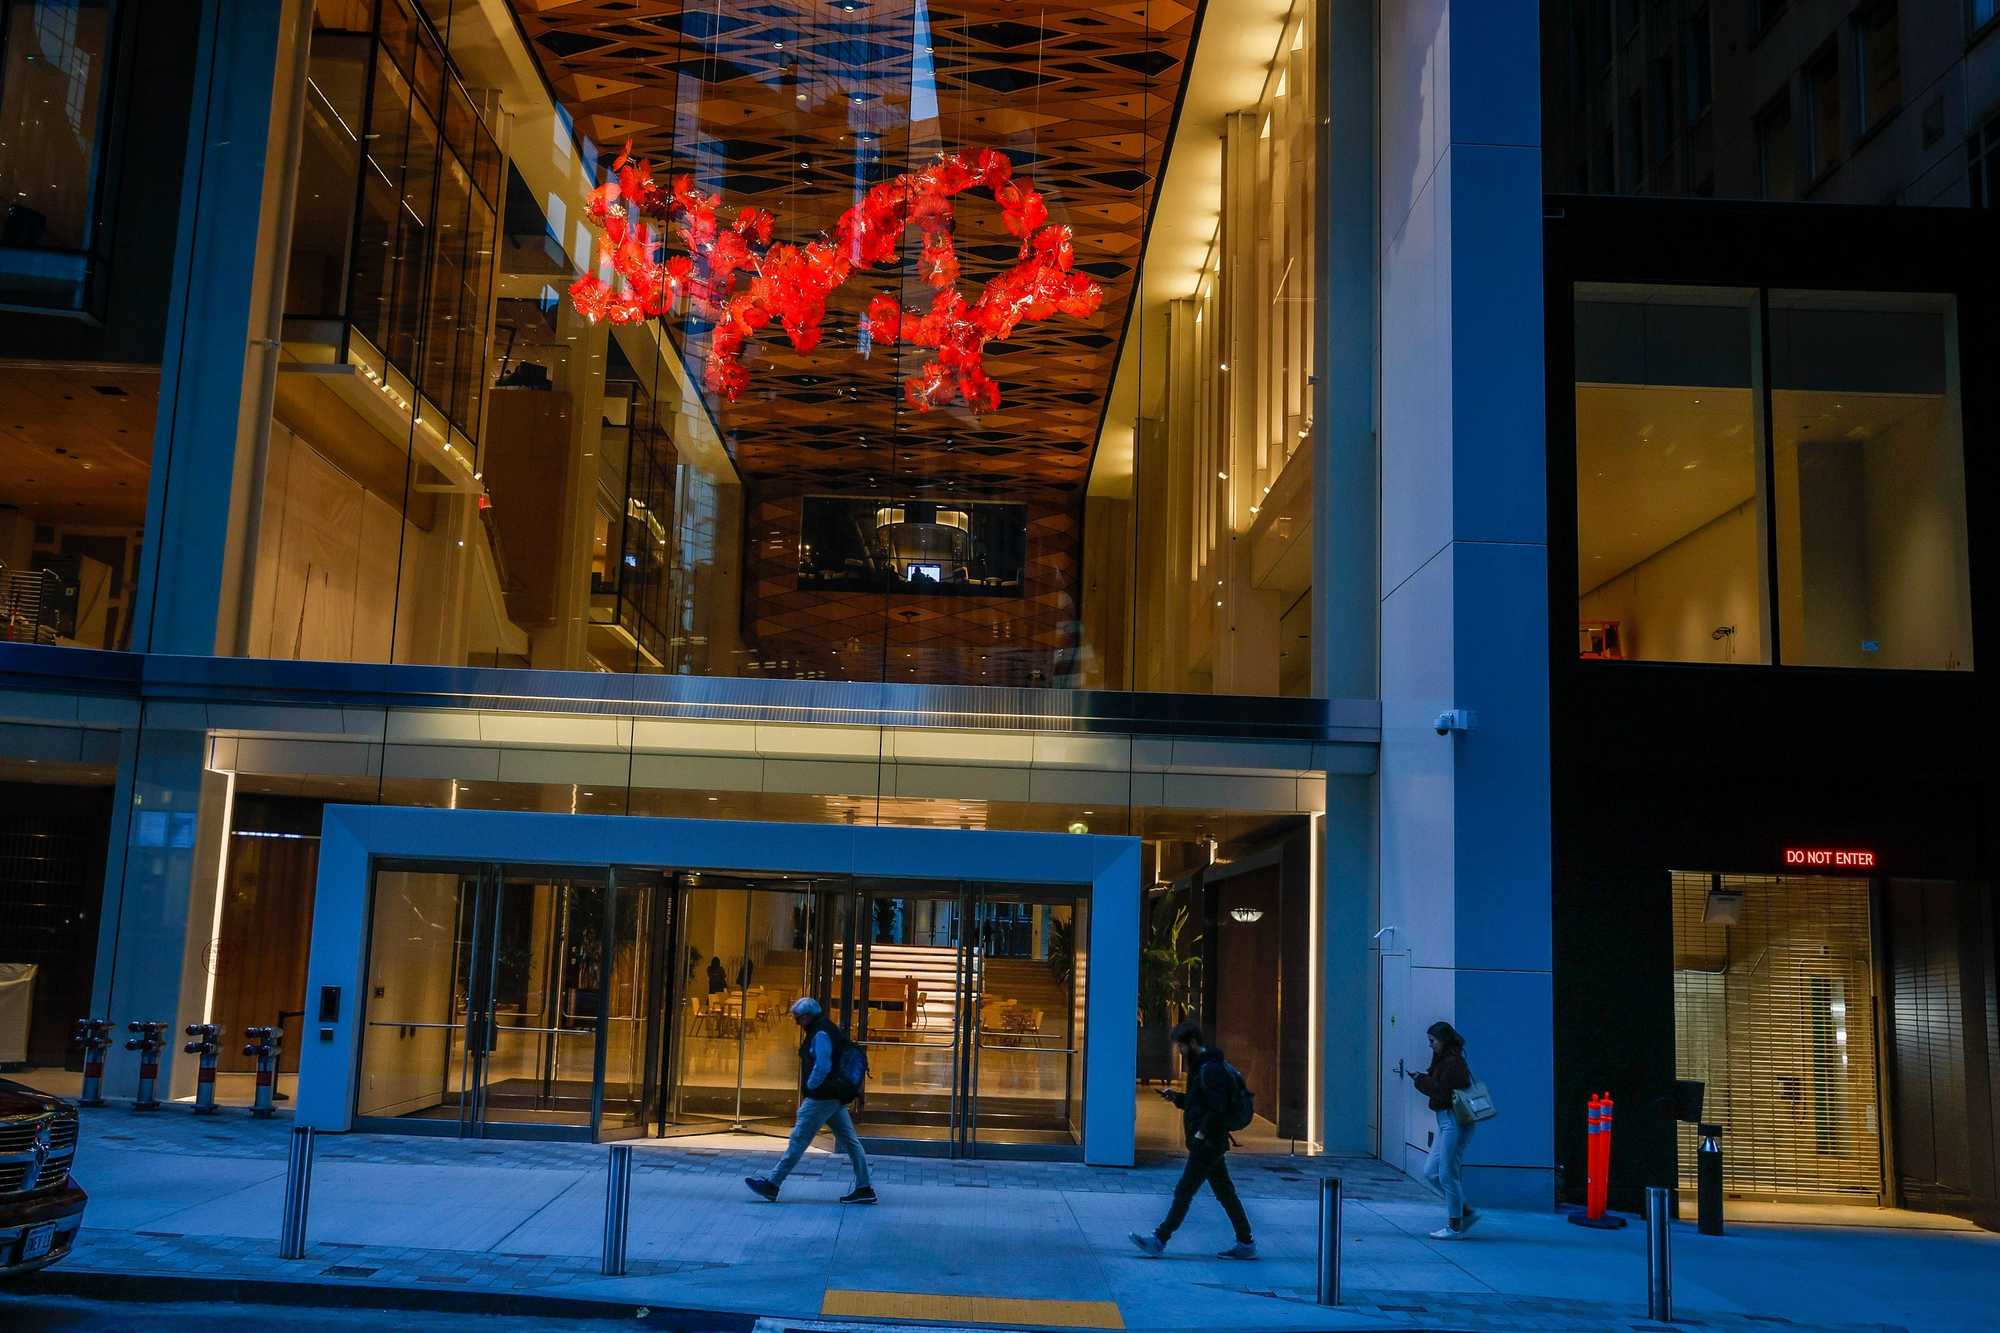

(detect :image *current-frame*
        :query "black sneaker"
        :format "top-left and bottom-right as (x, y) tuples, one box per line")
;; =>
(840, 1186), (878, 1204)
(745, 1176), (779, 1202)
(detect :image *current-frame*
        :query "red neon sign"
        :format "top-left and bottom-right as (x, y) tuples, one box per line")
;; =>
(1784, 847), (1876, 869)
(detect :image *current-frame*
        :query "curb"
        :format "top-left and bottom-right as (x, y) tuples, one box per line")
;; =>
(12, 1265), (757, 1329)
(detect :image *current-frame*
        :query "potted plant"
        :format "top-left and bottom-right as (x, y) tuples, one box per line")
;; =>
(1136, 888), (1198, 1083)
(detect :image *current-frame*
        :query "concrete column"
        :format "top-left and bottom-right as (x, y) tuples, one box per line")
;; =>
(1375, 0), (1553, 1207)
(1314, 0), (1378, 702)
(126, 0), (305, 657)
(1320, 776), (1376, 1154)
(89, 722), (211, 1100)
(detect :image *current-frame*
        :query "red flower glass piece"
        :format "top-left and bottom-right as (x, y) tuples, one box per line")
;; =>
(569, 141), (1104, 410)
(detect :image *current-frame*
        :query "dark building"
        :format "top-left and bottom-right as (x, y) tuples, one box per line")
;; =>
(1544, 2), (2000, 1226)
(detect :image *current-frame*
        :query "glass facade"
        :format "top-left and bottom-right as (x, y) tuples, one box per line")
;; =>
(0, 0), (115, 307)
(1573, 284), (1972, 670)
(0, 0), (1332, 698)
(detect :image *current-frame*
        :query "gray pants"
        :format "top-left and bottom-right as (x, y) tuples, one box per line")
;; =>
(769, 1097), (871, 1188)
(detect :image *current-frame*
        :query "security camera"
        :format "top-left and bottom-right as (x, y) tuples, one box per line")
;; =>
(1433, 709), (1473, 736)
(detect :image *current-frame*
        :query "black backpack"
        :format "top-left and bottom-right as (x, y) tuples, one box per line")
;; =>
(815, 1027), (869, 1104)
(1207, 1058), (1256, 1132)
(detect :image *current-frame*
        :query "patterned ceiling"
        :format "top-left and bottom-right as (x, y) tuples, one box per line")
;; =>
(509, 0), (1196, 503)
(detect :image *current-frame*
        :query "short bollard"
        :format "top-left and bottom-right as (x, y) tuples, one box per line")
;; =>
(602, 1144), (633, 1277)
(1316, 1177), (1342, 1306)
(1696, 1123), (1725, 1237)
(243, 1026), (283, 1117)
(184, 1024), (223, 1115)
(1645, 1185), (1673, 1322)
(73, 1019), (113, 1107)
(278, 1125), (315, 1260)
(125, 1021), (168, 1110)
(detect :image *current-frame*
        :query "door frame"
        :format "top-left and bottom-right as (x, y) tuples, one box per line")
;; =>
(306, 809), (1142, 1165)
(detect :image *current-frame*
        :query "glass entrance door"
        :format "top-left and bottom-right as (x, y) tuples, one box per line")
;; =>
(463, 869), (607, 1132)
(658, 873), (824, 1136)
(840, 880), (968, 1146)
(359, 861), (651, 1141)
(837, 881), (1087, 1157)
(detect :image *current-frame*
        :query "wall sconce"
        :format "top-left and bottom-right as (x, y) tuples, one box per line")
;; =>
(1229, 906), (1264, 924)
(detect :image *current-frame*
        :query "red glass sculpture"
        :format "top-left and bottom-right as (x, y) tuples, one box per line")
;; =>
(569, 144), (1103, 413)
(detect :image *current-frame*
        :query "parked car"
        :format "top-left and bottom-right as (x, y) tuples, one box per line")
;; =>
(0, 1079), (85, 1279)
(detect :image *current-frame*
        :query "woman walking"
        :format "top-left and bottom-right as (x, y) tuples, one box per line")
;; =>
(1411, 1020), (1477, 1239)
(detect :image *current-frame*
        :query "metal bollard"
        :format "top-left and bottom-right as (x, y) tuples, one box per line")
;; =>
(184, 1024), (223, 1114)
(278, 1125), (315, 1259)
(73, 1019), (113, 1107)
(125, 1021), (168, 1110)
(1645, 1185), (1673, 1322)
(243, 1026), (283, 1117)
(1316, 1177), (1342, 1306)
(1696, 1123), (1725, 1237)
(602, 1144), (633, 1276)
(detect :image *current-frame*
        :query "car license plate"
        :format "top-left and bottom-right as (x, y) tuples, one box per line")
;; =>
(20, 1223), (55, 1261)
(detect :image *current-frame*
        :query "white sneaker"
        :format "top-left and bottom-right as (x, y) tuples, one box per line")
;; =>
(1428, 1225), (1465, 1240)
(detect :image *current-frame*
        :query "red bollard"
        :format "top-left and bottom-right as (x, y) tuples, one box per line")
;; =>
(243, 1027), (283, 1118)
(1601, 1092), (1616, 1212)
(184, 1024), (223, 1114)
(1569, 1090), (1627, 1229)
(125, 1021), (168, 1110)
(73, 1018), (113, 1107)
(1586, 1093), (1605, 1216)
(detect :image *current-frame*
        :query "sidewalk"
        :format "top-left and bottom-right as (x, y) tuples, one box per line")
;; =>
(45, 1108), (2000, 1331)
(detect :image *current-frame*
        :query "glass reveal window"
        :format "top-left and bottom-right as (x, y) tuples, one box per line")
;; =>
(1574, 285), (1769, 664)
(1855, 2), (1900, 134)
(0, 0), (115, 308)
(1769, 293), (1973, 670)
(1574, 286), (1972, 671)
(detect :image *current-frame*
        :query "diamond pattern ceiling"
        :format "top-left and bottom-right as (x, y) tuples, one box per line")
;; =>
(509, 0), (1192, 501)
(509, 0), (1194, 685)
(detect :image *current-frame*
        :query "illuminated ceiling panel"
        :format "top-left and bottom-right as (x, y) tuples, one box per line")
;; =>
(508, 0), (1196, 503)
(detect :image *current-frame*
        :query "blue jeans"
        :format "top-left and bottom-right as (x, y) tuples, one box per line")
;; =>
(769, 1097), (871, 1188)
(1423, 1107), (1473, 1222)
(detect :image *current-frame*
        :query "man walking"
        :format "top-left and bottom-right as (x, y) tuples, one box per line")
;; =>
(745, 997), (875, 1204)
(1130, 1021), (1256, 1259)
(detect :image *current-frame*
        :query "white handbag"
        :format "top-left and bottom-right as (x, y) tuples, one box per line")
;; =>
(1452, 1077), (1498, 1126)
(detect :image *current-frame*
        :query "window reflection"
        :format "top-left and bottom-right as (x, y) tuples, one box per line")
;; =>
(0, 0), (114, 308)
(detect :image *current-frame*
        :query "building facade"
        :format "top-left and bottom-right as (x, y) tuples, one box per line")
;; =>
(0, 0), (1992, 1224)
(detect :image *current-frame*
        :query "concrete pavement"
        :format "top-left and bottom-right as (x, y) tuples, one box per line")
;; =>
(30, 1108), (2000, 1331)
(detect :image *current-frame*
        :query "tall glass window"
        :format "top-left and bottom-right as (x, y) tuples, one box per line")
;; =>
(235, 0), (1328, 695)
(1769, 292), (1973, 670)
(1574, 285), (1769, 665)
(1574, 285), (1973, 672)
(0, 0), (115, 306)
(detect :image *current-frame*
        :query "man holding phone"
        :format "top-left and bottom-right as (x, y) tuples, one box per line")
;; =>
(1128, 1021), (1257, 1259)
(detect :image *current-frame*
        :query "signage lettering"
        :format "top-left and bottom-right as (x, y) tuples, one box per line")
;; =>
(1783, 847), (1876, 869)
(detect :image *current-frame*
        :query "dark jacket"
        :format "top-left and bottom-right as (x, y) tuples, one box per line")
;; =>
(797, 1016), (847, 1098)
(706, 962), (727, 994)
(1167, 1046), (1235, 1149)
(1413, 1048), (1471, 1112)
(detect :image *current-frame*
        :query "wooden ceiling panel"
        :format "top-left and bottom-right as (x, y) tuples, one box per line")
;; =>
(508, 0), (1194, 504)
(0, 365), (158, 530)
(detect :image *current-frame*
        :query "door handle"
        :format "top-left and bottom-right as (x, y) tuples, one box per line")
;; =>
(1394, 1059), (1406, 1078)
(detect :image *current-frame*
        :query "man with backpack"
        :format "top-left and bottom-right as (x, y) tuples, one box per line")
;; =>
(1130, 1021), (1257, 1259)
(745, 997), (876, 1204)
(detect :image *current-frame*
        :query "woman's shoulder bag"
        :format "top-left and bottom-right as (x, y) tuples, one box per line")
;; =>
(1452, 1070), (1498, 1126)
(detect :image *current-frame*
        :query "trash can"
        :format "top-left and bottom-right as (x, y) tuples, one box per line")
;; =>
(0, 963), (36, 1068)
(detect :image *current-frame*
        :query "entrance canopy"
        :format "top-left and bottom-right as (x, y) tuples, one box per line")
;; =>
(297, 805), (1140, 1165)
